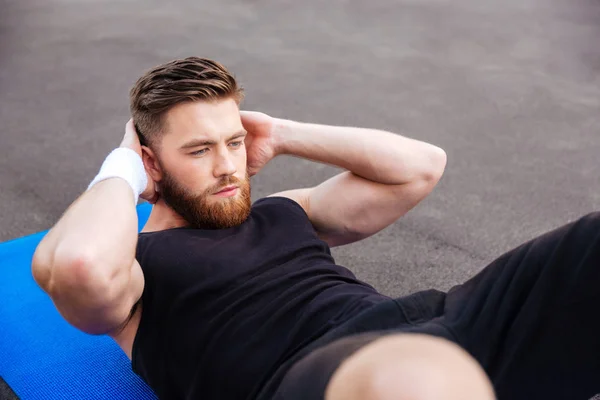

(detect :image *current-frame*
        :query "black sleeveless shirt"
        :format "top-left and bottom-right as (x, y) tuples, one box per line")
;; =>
(132, 196), (389, 399)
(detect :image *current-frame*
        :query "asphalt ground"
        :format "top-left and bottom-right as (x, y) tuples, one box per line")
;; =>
(1, 0), (599, 296)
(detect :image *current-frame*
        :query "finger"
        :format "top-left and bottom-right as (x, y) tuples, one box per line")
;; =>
(149, 192), (159, 205)
(142, 190), (158, 204)
(149, 182), (160, 204)
(239, 110), (259, 124)
(125, 119), (137, 138)
(239, 111), (250, 125)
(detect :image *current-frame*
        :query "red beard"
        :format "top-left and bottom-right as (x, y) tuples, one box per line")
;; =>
(160, 171), (251, 230)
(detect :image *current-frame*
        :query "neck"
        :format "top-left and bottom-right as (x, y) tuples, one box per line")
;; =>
(141, 198), (189, 233)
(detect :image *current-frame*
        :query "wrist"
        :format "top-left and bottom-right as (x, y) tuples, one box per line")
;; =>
(271, 118), (299, 156)
(118, 143), (142, 159)
(87, 148), (147, 204)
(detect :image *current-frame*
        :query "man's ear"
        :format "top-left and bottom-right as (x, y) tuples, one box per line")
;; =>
(141, 145), (163, 182)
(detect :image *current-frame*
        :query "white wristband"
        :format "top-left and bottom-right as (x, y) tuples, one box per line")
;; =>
(87, 148), (148, 204)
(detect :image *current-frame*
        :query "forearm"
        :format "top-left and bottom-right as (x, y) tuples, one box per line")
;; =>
(272, 120), (446, 185)
(32, 179), (138, 292)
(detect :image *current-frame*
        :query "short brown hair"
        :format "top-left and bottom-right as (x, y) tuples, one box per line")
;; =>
(129, 57), (244, 148)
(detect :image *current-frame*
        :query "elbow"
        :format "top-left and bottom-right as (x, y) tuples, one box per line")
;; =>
(422, 146), (447, 184)
(32, 241), (135, 335)
(31, 244), (53, 291)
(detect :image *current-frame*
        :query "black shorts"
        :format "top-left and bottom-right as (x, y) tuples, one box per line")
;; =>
(259, 213), (600, 400)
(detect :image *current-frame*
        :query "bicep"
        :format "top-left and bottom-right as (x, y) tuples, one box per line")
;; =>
(270, 171), (436, 247)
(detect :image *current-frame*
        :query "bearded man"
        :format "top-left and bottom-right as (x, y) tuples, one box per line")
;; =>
(32, 57), (600, 400)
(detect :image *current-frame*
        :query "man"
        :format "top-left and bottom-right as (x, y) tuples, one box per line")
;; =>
(31, 57), (600, 400)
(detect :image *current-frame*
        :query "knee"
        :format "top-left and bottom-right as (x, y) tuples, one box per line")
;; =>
(325, 334), (495, 400)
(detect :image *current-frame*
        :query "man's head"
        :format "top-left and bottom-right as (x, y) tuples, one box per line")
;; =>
(130, 57), (251, 229)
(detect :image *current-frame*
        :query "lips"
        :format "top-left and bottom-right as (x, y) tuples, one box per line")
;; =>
(215, 185), (238, 194)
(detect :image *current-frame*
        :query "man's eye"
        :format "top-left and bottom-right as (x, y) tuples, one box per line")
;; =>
(191, 148), (208, 156)
(229, 141), (243, 148)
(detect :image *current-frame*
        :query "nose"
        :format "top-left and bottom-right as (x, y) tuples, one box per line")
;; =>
(213, 148), (237, 178)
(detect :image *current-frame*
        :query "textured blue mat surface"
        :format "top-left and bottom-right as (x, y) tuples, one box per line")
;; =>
(0, 203), (156, 399)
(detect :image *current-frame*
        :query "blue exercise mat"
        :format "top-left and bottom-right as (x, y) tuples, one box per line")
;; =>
(0, 203), (156, 400)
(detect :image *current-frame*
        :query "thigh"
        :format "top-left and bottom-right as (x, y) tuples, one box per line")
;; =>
(443, 213), (600, 399)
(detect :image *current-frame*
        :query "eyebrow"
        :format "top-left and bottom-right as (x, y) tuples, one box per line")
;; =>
(179, 130), (247, 150)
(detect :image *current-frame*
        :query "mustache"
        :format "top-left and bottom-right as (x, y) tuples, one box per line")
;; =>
(207, 175), (245, 194)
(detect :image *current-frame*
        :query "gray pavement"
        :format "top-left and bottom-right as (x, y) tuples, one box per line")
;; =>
(1, 0), (599, 296)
